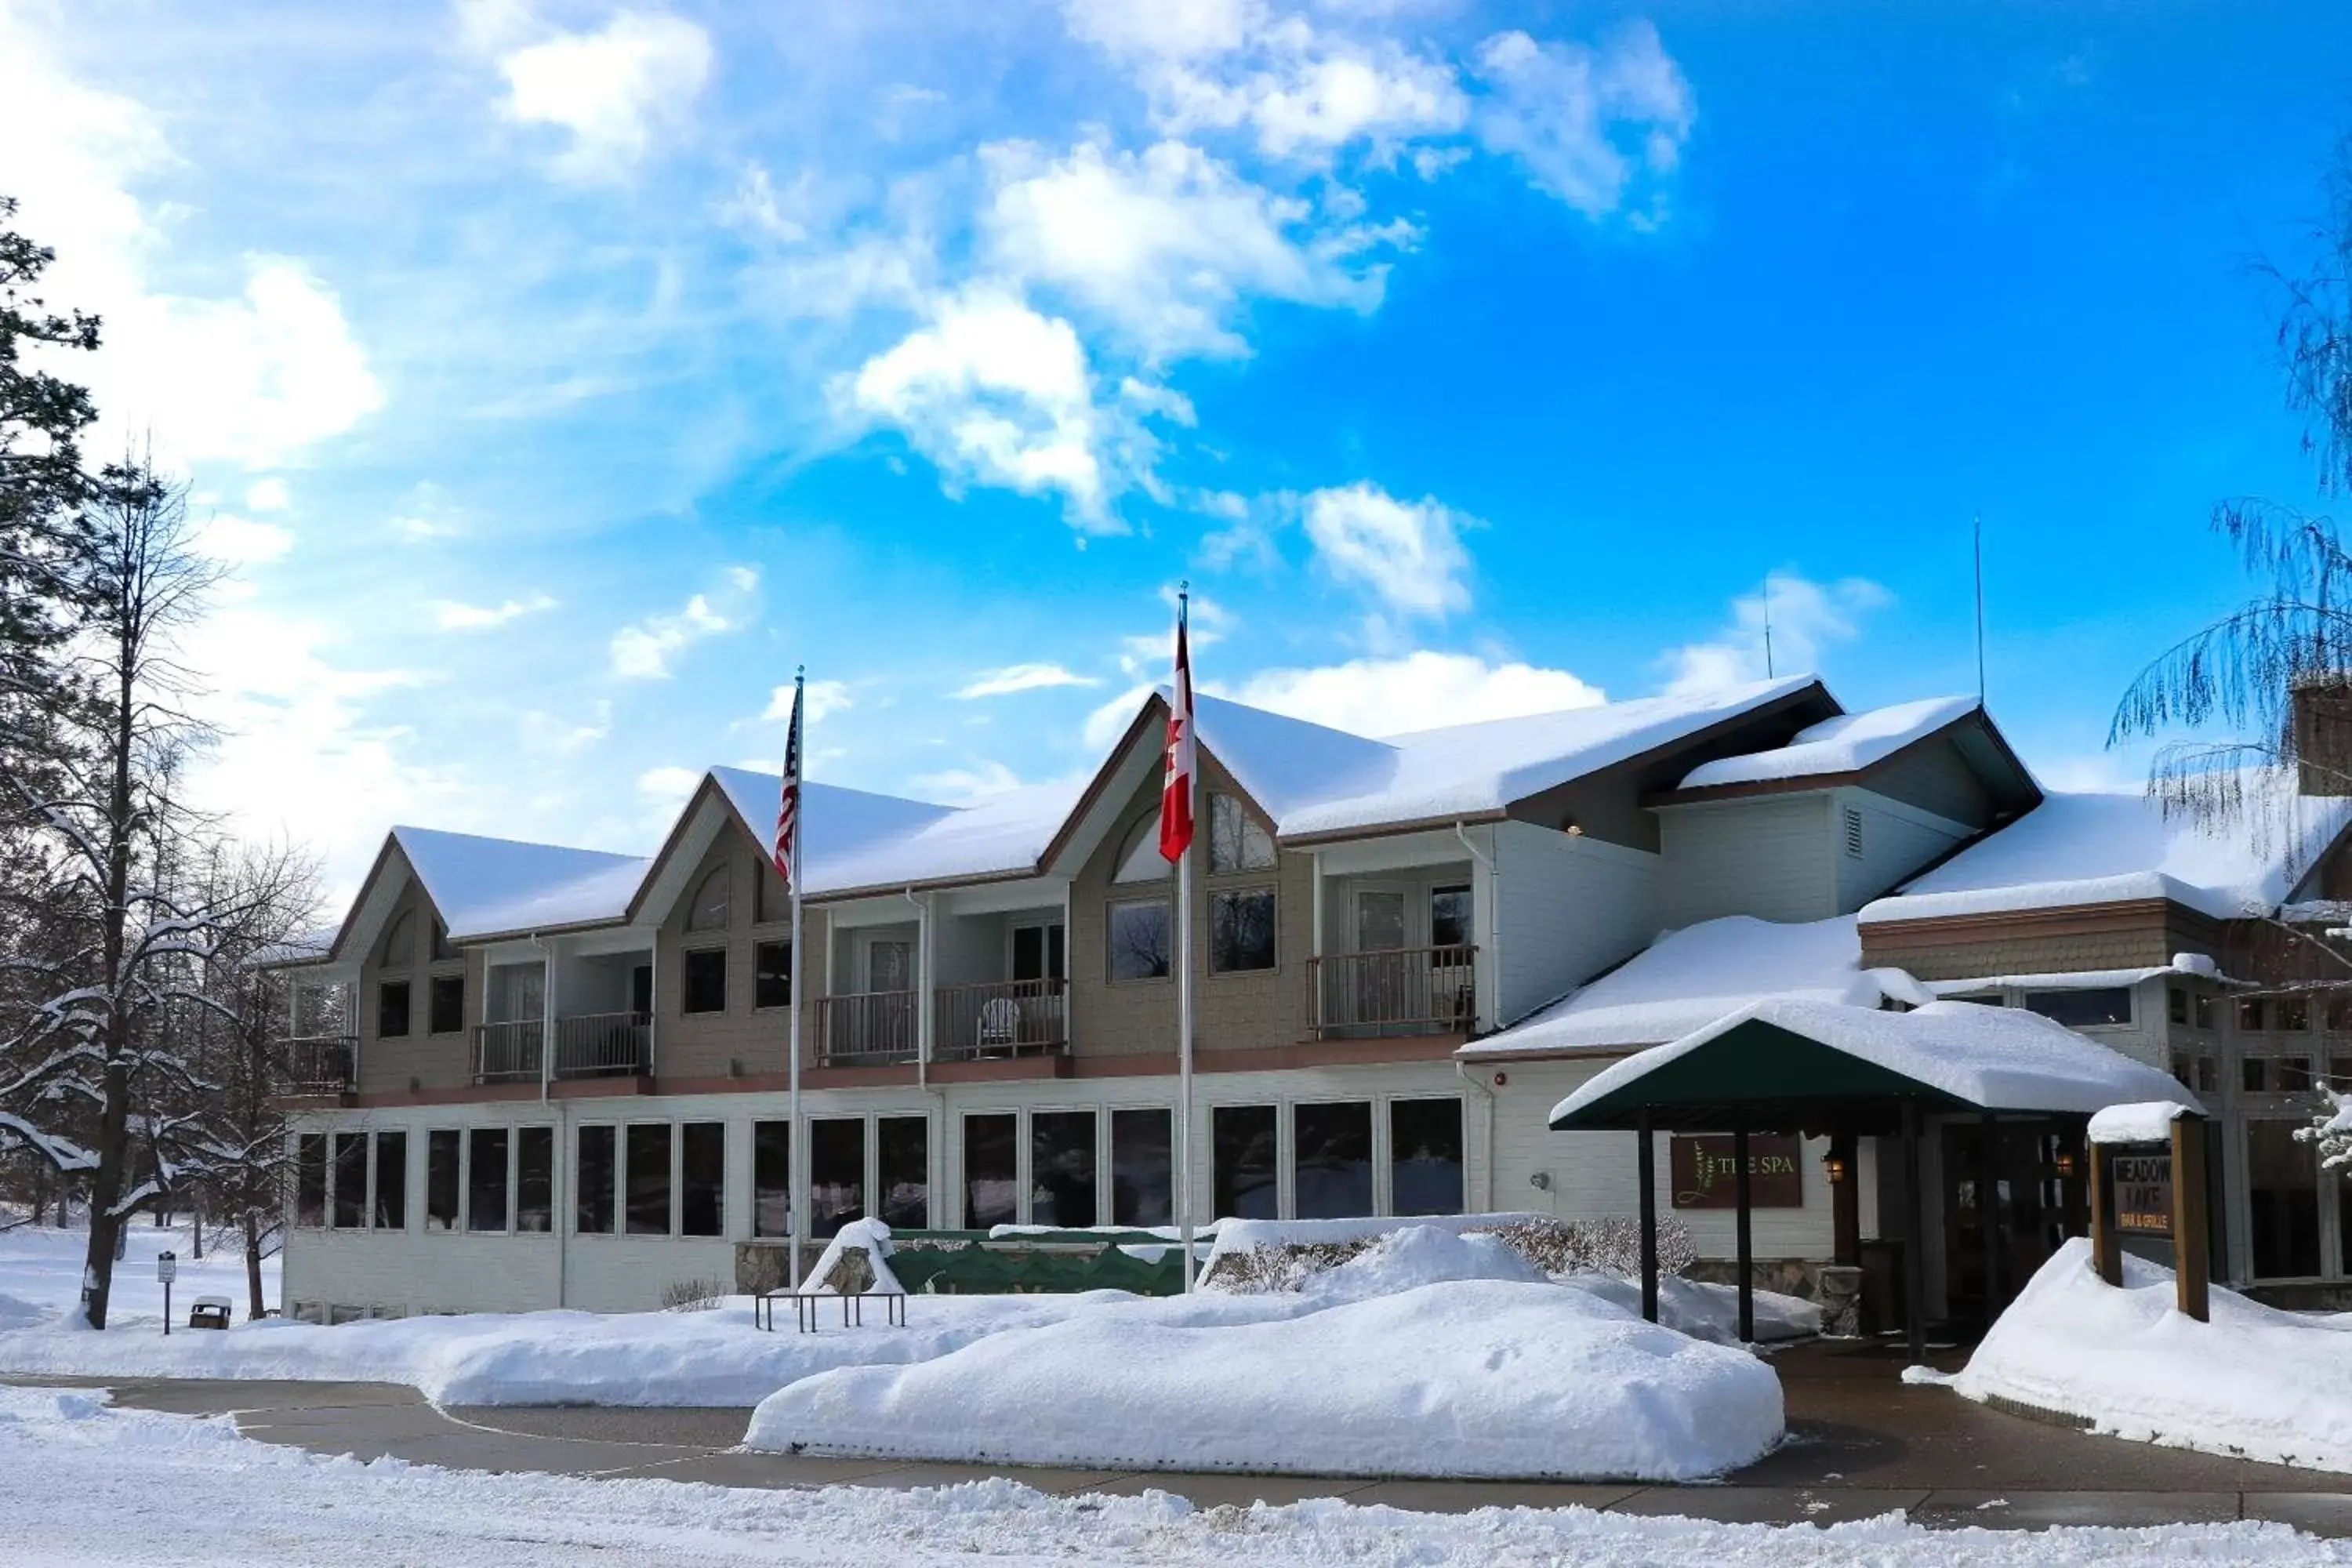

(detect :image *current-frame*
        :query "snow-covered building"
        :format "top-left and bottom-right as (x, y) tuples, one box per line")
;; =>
(267, 673), (2352, 1326)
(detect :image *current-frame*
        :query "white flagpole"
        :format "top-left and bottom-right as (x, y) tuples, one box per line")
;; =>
(1174, 591), (1198, 1292)
(785, 669), (806, 1293)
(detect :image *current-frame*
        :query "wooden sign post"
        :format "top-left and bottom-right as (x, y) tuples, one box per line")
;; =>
(2089, 1110), (2208, 1322)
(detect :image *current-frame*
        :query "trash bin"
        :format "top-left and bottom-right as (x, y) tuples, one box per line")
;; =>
(188, 1296), (232, 1330)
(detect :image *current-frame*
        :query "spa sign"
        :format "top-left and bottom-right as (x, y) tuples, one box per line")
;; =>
(2111, 1149), (2174, 1236)
(1670, 1135), (1804, 1209)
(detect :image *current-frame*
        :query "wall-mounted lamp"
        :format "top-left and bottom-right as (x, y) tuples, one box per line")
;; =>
(1493, 1071), (1508, 1087)
(2054, 1150), (2079, 1180)
(1821, 1150), (1849, 1185)
(1528, 1171), (1552, 1192)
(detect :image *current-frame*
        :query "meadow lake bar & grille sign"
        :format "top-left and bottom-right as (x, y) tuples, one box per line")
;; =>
(2111, 1147), (2174, 1236)
(1670, 1134), (1804, 1209)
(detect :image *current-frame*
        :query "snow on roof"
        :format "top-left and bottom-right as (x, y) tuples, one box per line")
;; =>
(1550, 997), (2202, 1124)
(1231, 676), (1821, 839)
(2087, 1101), (2198, 1145)
(1463, 915), (1904, 1057)
(706, 767), (1079, 896)
(1858, 774), (2352, 924)
(1924, 967), (2176, 996)
(392, 827), (650, 942)
(1675, 695), (1977, 790)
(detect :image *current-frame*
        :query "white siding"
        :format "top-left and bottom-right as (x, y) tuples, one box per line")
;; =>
(1491, 821), (1661, 1027)
(1831, 788), (1972, 912)
(1657, 794), (1837, 928)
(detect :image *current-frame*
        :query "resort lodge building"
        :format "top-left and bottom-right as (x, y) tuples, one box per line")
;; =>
(269, 676), (2352, 1327)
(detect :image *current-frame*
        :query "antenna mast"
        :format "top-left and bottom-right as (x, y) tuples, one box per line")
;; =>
(1973, 514), (1987, 705)
(1762, 576), (1775, 680)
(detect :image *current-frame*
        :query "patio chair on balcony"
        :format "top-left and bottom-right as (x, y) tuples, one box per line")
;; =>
(976, 996), (1022, 1057)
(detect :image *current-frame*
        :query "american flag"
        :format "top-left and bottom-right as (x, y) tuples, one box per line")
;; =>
(773, 674), (803, 888)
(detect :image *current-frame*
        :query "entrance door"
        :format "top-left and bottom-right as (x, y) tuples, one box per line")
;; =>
(865, 938), (913, 1056)
(1942, 1120), (2079, 1330)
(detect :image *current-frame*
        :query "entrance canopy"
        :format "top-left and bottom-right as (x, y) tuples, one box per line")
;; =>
(1549, 998), (2200, 1135)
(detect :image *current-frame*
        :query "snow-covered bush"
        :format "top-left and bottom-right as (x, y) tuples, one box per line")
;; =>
(2298, 1087), (2352, 1176)
(1201, 1216), (1697, 1294)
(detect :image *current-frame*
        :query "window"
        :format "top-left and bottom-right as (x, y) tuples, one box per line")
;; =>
(686, 866), (731, 932)
(754, 941), (792, 1009)
(381, 909), (416, 968)
(2247, 1120), (2321, 1278)
(576, 1125), (615, 1235)
(1431, 885), (1472, 950)
(426, 1131), (460, 1231)
(1209, 888), (1276, 973)
(1391, 1098), (1465, 1217)
(626, 1123), (672, 1235)
(1108, 898), (1173, 982)
(2196, 1056), (2219, 1094)
(1212, 1105), (1278, 1220)
(752, 1121), (791, 1237)
(2279, 1058), (2316, 1093)
(878, 1116), (928, 1229)
(2022, 988), (2130, 1028)
(810, 1118), (865, 1237)
(467, 1128), (509, 1232)
(1208, 793), (1276, 873)
(331, 1133), (368, 1229)
(516, 1126), (554, 1233)
(429, 974), (465, 1035)
(2194, 993), (2215, 1029)
(2172, 1052), (2193, 1088)
(2279, 994), (2312, 1031)
(681, 1123), (724, 1237)
(377, 980), (411, 1039)
(1292, 1101), (1373, 1220)
(296, 1134), (326, 1228)
(2240, 997), (2268, 1032)
(753, 859), (783, 924)
(1011, 922), (1065, 983)
(1030, 1110), (1098, 1228)
(1842, 806), (1864, 857)
(2169, 987), (2188, 1025)
(2244, 1057), (2269, 1093)
(374, 1131), (406, 1230)
(1111, 1108), (1173, 1227)
(2334, 1054), (2352, 1088)
(683, 947), (728, 1014)
(1113, 810), (1172, 883)
(2329, 996), (2352, 1033)
(430, 922), (456, 962)
(964, 1113), (1018, 1229)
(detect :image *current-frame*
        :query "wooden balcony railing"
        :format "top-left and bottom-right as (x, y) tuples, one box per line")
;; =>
(935, 978), (1068, 1061)
(280, 1033), (357, 1094)
(1306, 945), (1477, 1040)
(474, 1019), (543, 1083)
(818, 989), (917, 1066)
(553, 1011), (650, 1078)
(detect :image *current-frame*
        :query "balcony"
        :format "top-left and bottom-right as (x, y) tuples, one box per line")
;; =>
(475, 1011), (652, 1083)
(936, 978), (1068, 1061)
(818, 989), (917, 1067)
(474, 1019), (543, 1083)
(280, 1034), (357, 1095)
(1307, 945), (1477, 1040)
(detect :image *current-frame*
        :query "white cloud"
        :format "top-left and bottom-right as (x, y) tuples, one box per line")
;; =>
(492, 9), (714, 179)
(912, 760), (1025, 802)
(956, 662), (1102, 699)
(194, 513), (295, 566)
(636, 764), (704, 805)
(1223, 650), (1603, 736)
(1062, 0), (1254, 64)
(429, 593), (558, 631)
(1663, 572), (1892, 697)
(521, 700), (612, 755)
(760, 679), (854, 725)
(245, 477), (290, 512)
(610, 568), (760, 679)
(1083, 684), (1155, 750)
(1472, 23), (1695, 220)
(1301, 481), (1472, 616)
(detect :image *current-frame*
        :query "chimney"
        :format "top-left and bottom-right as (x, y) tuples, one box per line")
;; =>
(2292, 673), (2352, 796)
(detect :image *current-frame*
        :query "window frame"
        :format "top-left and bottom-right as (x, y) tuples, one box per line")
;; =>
(575, 1123), (618, 1236)
(1207, 884), (1278, 975)
(681, 946), (729, 1015)
(625, 1122), (674, 1236)
(466, 1126), (511, 1234)
(753, 940), (793, 1011)
(373, 1130), (408, 1231)
(376, 979), (412, 1040)
(1105, 895), (1174, 984)
(685, 865), (731, 933)
(424, 1128), (461, 1232)
(1207, 791), (1277, 875)
(428, 972), (465, 1036)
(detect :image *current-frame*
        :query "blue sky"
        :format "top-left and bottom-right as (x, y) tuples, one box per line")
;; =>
(2, 0), (2347, 894)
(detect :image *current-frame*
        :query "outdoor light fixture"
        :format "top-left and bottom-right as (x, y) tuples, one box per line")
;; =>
(1821, 1150), (1849, 1185)
(2055, 1150), (2079, 1180)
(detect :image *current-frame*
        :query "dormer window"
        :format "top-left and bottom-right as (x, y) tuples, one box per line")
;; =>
(687, 866), (731, 932)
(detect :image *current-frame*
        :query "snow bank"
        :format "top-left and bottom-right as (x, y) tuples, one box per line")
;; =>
(1200, 1211), (1547, 1274)
(1566, 1273), (1823, 1345)
(0, 1223), (273, 1330)
(799, 1218), (904, 1294)
(2087, 1101), (2196, 1145)
(1946, 1239), (2352, 1472)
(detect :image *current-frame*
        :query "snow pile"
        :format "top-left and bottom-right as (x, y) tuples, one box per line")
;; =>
(1296, 1225), (1546, 1302)
(746, 1266), (1785, 1480)
(2087, 1101), (2197, 1145)
(1678, 697), (1977, 789)
(1945, 1239), (2352, 1473)
(799, 1218), (905, 1295)
(1566, 1273), (1824, 1345)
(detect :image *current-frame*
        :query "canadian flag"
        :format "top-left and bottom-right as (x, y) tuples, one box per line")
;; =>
(1160, 596), (1196, 863)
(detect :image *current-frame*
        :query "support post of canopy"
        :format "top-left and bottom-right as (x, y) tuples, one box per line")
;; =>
(1733, 1115), (1754, 1345)
(1902, 1098), (1927, 1367)
(1637, 1108), (1658, 1324)
(1977, 1112), (2002, 1324)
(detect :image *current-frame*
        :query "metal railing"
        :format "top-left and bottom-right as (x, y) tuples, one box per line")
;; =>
(1307, 945), (1478, 1039)
(818, 989), (918, 1065)
(935, 978), (1068, 1060)
(553, 1011), (650, 1078)
(474, 1019), (544, 1083)
(281, 1033), (357, 1094)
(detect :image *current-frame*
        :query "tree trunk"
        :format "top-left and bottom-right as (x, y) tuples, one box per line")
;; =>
(78, 610), (140, 1330)
(243, 1213), (265, 1322)
(189, 1197), (202, 1259)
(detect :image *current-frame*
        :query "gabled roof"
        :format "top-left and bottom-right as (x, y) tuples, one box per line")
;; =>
(1676, 696), (1980, 789)
(393, 826), (648, 942)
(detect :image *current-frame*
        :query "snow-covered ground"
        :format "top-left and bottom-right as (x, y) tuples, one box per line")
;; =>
(1, 1385), (2344, 1568)
(747, 1229), (1786, 1481)
(0, 1222), (274, 1332)
(1929, 1238), (2352, 1473)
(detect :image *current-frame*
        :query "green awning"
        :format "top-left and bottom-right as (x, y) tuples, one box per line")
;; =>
(1549, 1018), (1976, 1133)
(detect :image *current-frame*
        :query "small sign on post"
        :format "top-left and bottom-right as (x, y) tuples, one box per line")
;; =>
(2086, 1102), (2209, 1323)
(157, 1250), (176, 1338)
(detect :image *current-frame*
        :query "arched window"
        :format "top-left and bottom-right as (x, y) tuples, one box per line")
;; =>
(380, 909), (416, 969)
(1113, 810), (1172, 884)
(686, 866), (731, 932)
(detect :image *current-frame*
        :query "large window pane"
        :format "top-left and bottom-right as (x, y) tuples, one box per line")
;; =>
(296, 1134), (325, 1228)
(1430, 885), (1472, 949)
(330, 1132), (367, 1229)
(1107, 899), (1172, 982)
(1111, 1107), (1173, 1227)
(2247, 1120), (2321, 1278)
(426, 1130), (459, 1231)
(2024, 989), (2131, 1027)
(964, 1113), (1018, 1229)
(626, 1123), (672, 1236)
(374, 1131), (407, 1230)
(1030, 1110), (1098, 1228)
(752, 1120), (791, 1237)
(467, 1128), (509, 1232)
(1208, 793), (1276, 873)
(376, 981), (410, 1038)
(430, 974), (465, 1035)
(682, 948), (727, 1014)
(1209, 889), (1276, 973)
(681, 1123), (724, 1236)
(1212, 1105), (1278, 1220)
(877, 1116), (928, 1229)
(516, 1126), (554, 1233)
(575, 1125), (615, 1235)
(1293, 1101), (1374, 1219)
(1390, 1098), (1465, 1216)
(811, 1119), (865, 1237)
(754, 942), (792, 1010)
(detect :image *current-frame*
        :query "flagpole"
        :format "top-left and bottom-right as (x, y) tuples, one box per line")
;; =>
(1174, 590), (1198, 1292)
(785, 669), (806, 1293)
